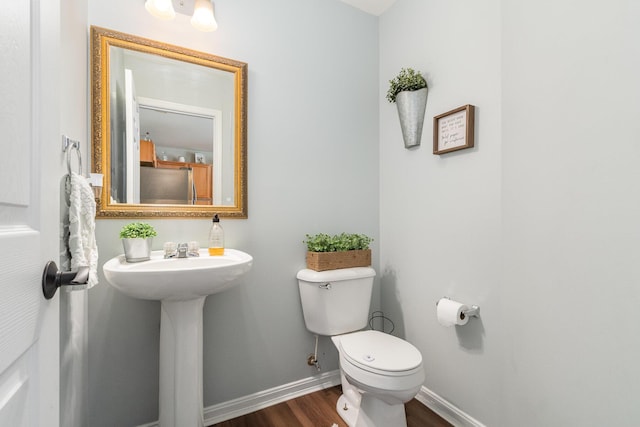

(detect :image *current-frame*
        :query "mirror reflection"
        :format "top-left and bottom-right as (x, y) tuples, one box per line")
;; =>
(91, 26), (247, 218)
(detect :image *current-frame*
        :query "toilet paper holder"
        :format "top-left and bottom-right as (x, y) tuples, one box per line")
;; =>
(436, 297), (480, 319)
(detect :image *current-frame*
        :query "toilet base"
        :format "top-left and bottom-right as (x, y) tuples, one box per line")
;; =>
(336, 392), (408, 427)
(357, 392), (407, 427)
(336, 394), (358, 427)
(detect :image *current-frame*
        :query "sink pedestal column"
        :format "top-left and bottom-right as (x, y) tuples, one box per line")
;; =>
(159, 297), (206, 427)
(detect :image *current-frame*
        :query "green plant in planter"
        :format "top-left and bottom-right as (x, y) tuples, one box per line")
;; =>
(386, 68), (427, 103)
(120, 222), (157, 262)
(119, 222), (157, 239)
(304, 233), (373, 252)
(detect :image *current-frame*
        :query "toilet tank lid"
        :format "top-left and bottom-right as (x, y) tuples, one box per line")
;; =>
(297, 267), (376, 283)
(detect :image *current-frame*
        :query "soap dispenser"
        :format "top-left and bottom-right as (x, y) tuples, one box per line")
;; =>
(208, 214), (224, 256)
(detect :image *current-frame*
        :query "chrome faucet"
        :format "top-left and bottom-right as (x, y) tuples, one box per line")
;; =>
(177, 243), (188, 258)
(164, 242), (199, 258)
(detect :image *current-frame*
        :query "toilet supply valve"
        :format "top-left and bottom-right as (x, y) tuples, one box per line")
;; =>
(307, 354), (320, 371)
(307, 335), (321, 371)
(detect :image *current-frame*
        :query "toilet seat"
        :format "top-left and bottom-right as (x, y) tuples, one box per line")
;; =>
(338, 330), (423, 377)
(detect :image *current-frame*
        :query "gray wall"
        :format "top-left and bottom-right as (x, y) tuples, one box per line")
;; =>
(86, 0), (640, 425)
(88, 0), (379, 426)
(380, 0), (502, 422)
(380, 0), (640, 426)
(501, 1), (640, 425)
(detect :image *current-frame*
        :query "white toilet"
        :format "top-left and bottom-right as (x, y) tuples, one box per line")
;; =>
(297, 267), (425, 427)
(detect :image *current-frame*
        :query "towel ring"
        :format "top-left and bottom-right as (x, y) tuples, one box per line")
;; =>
(63, 135), (82, 176)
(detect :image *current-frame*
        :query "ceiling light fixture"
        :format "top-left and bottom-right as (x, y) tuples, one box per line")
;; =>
(145, 0), (218, 32)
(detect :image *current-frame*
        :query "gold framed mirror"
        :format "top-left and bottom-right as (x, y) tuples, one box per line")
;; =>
(91, 26), (247, 218)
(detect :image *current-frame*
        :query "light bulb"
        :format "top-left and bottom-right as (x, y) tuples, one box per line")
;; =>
(145, 0), (176, 20)
(191, 0), (218, 32)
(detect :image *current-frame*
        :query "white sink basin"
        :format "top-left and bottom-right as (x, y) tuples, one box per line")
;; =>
(102, 247), (252, 427)
(103, 248), (252, 301)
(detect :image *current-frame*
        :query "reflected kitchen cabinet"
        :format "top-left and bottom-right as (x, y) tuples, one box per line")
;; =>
(140, 139), (157, 167)
(157, 159), (212, 203)
(192, 163), (212, 204)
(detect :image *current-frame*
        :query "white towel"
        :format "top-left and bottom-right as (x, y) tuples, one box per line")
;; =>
(67, 172), (99, 288)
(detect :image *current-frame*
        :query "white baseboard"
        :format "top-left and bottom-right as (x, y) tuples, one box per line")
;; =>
(137, 370), (341, 427)
(138, 372), (484, 427)
(204, 370), (341, 425)
(415, 386), (486, 427)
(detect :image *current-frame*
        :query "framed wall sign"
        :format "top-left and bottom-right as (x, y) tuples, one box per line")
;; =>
(433, 104), (475, 155)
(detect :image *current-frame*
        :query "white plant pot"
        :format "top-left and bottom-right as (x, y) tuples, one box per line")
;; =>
(122, 237), (153, 262)
(396, 87), (428, 148)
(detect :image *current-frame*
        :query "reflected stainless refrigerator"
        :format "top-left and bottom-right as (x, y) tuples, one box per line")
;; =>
(140, 167), (195, 204)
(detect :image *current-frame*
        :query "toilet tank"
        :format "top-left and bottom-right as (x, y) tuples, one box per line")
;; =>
(297, 267), (376, 336)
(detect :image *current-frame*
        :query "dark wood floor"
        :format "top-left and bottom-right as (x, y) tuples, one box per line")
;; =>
(210, 385), (452, 427)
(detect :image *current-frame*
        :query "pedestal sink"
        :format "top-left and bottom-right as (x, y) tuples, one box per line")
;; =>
(103, 249), (252, 427)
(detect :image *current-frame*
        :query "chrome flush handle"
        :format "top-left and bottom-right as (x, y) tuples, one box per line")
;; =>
(319, 282), (332, 290)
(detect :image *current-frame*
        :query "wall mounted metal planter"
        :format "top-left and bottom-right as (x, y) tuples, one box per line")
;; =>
(396, 87), (428, 149)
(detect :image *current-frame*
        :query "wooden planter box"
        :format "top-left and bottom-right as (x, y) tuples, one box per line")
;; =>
(306, 249), (371, 272)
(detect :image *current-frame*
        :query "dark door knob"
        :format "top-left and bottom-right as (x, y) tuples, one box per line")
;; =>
(42, 261), (89, 300)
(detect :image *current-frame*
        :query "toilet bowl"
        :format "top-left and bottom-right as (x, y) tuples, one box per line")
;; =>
(297, 268), (425, 427)
(332, 330), (424, 427)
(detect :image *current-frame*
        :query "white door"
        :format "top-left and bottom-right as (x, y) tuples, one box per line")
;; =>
(0, 0), (61, 426)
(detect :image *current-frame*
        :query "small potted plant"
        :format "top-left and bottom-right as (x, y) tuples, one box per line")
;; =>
(120, 222), (157, 262)
(387, 68), (428, 148)
(304, 233), (373, 271)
